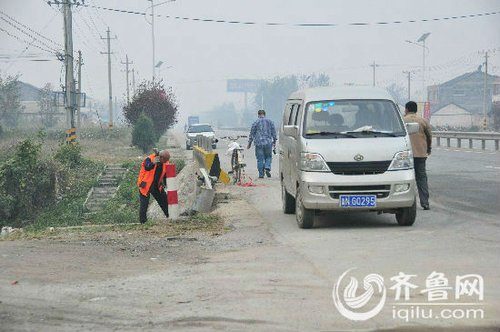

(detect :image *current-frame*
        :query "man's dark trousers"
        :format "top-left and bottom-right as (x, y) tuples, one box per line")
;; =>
(414, 157), (429, 207)
(139, 187), (169, 224)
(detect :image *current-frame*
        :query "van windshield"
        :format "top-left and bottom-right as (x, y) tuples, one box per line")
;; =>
(303, 99), (405, 138)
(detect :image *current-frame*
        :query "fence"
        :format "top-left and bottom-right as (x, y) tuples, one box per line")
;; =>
(434, 131), (500, 151)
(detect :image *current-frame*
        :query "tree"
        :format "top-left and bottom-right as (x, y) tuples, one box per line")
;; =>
(299, 73), (330, 89)
(123, 80), (178, 138)
(253, 76), (299, 125)
(252, 73), (331, 126)
(0, 74), (23, 127)
(38, 83), (57, 128)
(132, 113), (157, 153)
(203, 102), (239, 128)
(386, 83), (407, 106)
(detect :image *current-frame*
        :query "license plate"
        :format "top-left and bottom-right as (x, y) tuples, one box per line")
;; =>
(339, 195), (376, 208)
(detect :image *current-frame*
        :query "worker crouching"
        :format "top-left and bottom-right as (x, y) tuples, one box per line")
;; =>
(137, 149), (171, 224)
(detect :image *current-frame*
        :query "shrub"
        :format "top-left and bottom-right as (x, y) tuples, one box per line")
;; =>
(132, 113), (157, 153)
(123, 80), (178, 138)
(54, 142), (82, 167)
(0, 137), (61, 226)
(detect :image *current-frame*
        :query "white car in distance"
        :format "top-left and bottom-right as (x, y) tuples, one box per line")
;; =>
(185, 123), (217, 150)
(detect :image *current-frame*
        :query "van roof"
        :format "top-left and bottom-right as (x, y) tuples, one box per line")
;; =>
(288, 86), (394, 102)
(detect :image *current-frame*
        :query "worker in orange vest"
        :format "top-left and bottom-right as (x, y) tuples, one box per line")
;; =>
(137, 149), (171, 224)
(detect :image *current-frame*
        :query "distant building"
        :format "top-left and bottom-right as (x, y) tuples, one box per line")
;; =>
(430, 104), (474, 128)
(16, 81), (99, 128)
(427, 68), (499, 127)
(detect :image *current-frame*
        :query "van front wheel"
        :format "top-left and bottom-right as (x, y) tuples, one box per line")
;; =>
(296, 189), (314, 229)
(282, 181), (295, 214)
(396, 200), (417, 226)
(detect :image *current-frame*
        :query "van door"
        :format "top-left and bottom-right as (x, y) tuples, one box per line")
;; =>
(289, 102), (302, 197)
(282, 102), (301, 195)
(280, 102), (293, 191)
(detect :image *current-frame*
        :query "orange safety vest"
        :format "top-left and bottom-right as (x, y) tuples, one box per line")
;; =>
(137, 153), (168, 196)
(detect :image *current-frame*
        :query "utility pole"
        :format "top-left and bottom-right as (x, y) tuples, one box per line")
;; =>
(121, 54), (133, 104)
(403, 71), (412, 100)
(483, 51), (489, 131)
(63, 1), (76, 144)
(150, 0), (156, 81)
(132, 68), (136, 96)
(370, 61), (380, 86)
(76, 50), (82, 129)
(47, 0), (86, 143)
(101, 27), (116, 128)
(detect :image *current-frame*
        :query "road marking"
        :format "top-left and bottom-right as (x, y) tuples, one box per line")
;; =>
(485, 165), (500, 170)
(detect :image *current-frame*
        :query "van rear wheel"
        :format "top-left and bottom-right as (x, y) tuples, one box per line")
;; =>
(396, 200), (417, 226)
(282, 181), (295, 214)
(296, 189), (314, 229)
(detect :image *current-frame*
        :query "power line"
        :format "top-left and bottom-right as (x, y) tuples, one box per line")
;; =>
(0, 26), (57, 55)
(84, 0), (124, 62)
(80, 4), (500, 28)
(0, 10), (62, 48)
(0, 17), (60, 53)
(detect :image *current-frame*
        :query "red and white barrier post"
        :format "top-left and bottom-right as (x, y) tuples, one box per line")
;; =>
(165, 163), (179, 219)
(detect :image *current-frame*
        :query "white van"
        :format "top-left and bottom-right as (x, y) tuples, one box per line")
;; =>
(279, 86), (420, 228)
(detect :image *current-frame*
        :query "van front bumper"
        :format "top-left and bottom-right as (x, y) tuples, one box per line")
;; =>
(298, 170), (416, 211)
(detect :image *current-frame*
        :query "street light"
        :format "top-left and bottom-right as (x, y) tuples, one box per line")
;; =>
(406, 32), (431, 101)
(155, 60), (172, 80)
(146, 0), (176, 81)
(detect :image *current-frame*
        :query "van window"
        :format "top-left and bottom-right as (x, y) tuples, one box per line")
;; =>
(293, 104), (301, 125)
(288, 104), (297, 125)
(282, 103), (293, 127)
(303, 99), (405, 138)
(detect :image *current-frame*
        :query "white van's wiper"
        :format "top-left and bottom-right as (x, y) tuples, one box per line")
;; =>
(305, 131), (357, 138)
(341, 130), (399, 137)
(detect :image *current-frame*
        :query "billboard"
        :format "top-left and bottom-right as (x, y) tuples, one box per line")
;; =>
(226, 79), (262, 93)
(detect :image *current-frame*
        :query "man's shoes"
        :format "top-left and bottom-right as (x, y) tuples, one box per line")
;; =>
(422, 204), (430, 210)
(258, 175), (264, 178)
(265, 168), (271, 178)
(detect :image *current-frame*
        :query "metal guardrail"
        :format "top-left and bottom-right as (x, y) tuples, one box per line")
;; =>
(195, 134), (213, 152)
(434, 131), (500, 150)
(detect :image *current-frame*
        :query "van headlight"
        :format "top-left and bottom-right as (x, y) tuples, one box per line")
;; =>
(388, 150), (413, 170)
(300, 153), (330, 172)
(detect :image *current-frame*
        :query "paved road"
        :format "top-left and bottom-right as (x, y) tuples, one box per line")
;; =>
(214, 129), (500, 330)
(1, 131), (498, 331)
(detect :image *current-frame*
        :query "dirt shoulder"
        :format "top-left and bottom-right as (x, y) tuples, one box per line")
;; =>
(0, 185), (325, 332)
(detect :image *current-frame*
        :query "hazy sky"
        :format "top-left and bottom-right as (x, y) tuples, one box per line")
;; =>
(1, 0), (499, 124)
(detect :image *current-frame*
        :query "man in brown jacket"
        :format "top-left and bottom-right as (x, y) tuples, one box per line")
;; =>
(404, 101), (432, 210)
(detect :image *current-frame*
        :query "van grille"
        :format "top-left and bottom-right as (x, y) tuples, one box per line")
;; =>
(326, 161), (391, 175)
(329, 185), (391, 199)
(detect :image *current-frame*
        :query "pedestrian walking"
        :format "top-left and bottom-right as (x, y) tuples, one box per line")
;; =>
(137, 149), (171, 223)
(247, 109), (277, 178)
(403, 101), (432, 210)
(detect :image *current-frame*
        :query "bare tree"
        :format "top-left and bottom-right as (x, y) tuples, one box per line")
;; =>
(38, 83), (57, 128)
(0, 74), (23, 127)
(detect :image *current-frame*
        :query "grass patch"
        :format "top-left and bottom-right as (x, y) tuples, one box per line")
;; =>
(2, 213), (223, 241)
(27, 160), (104, 230)
(1, 127), (193, 236)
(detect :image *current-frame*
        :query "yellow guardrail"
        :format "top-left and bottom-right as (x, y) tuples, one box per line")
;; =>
(193, 146), (230, 184)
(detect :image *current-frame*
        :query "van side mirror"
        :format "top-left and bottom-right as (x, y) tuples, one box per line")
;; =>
(406, 122), (420, 135)
(283, 125), (298, 137)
